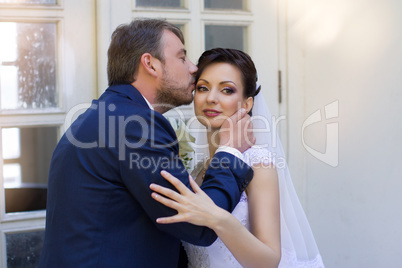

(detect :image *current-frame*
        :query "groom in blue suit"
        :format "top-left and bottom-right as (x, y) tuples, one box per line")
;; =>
(39, 19), (254, 268)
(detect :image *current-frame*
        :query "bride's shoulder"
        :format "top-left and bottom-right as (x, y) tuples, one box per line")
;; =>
(243, 146), (273, 166)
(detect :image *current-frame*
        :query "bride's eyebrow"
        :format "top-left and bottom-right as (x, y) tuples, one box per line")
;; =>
(219, 81), (237, 86)
(198, 79), (209, 84)
(198, 79), (236, 86)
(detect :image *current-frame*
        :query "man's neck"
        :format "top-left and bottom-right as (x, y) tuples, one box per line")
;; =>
(131, 81), (156, 108)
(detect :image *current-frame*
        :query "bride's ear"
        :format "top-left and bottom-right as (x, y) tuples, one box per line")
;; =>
(244, 97), (253, 114)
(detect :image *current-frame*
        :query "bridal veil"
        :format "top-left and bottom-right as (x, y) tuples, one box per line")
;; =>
(252, 93), (324, 267)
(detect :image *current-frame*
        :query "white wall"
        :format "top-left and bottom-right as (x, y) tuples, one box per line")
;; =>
(287, 0), (402, 267)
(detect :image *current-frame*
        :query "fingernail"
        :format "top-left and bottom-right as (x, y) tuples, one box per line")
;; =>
(161, 170), (167, 175)
(240, 108), (246, 114)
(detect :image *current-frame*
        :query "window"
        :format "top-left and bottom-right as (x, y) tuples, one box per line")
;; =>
(2, 126), (58, 213)
(204, 0), (245, 10)
(205, 25), (246, 51)
(0, 0), (98, 265)
(0, 22), (57, 110)
(136, 0), (182, 8)
(0, 0), (56, 4)
(5, 230), (45, 267)
(0, 18), (61, 218)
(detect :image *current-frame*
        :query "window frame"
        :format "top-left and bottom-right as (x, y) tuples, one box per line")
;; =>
(0, 5), (66, 226)
(0, 16), (65, 221)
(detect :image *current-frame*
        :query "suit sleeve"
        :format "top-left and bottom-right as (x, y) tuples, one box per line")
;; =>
(119, 110), (253, 246)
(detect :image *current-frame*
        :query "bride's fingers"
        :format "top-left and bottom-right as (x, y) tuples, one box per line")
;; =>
(189, 176), (210, 199)
(150, 183), (183, 203)
(160, 170), (191, 194)
(156, 215), (186, 224)
(189, 175), (202, 193)
(151, 191), (183, 211)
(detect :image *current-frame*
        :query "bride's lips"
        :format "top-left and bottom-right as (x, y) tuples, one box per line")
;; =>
(203, 109), (222, 117)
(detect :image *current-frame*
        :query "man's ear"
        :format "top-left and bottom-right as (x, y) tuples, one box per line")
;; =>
(245, 97), (254, 113)
(140, 53), (160, 77)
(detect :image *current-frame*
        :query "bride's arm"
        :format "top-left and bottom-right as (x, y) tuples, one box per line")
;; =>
(150, 166), (281, 268)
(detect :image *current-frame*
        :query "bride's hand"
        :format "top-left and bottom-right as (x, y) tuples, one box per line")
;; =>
(150, 170), (226, 228)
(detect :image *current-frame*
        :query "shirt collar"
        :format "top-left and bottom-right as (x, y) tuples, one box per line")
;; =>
(141, 95), (154, 110)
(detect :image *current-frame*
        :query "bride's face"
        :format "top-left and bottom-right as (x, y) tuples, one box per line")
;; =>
(194, 62), (253, 130)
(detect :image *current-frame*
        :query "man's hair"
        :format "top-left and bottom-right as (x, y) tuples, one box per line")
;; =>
(107, 18), (184, 86)
(196, 48), (261, 115)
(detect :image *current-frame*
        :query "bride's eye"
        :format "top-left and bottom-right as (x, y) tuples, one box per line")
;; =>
(197, 85), (209, 92)
(222, 87), (235, 94)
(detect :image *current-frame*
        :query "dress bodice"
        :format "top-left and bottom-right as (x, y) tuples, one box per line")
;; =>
(183, 147), (261, 268)
(182, 191), (249, 268)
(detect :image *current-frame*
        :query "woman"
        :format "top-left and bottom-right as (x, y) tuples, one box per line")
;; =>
(150, 48), (324, 268)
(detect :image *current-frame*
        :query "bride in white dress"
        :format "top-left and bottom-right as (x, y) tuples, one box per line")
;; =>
(150, 48), (325, 267)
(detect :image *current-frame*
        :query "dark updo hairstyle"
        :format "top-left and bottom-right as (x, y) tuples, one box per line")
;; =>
(196, 48), (261, 115)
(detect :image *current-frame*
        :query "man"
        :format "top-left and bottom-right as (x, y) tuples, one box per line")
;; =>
(39, 19), (254, 267)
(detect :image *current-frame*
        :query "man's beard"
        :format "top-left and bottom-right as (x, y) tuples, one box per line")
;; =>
(155, 69), (194, 113)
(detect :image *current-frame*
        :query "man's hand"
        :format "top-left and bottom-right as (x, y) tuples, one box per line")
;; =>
(218, 108), (255, 153)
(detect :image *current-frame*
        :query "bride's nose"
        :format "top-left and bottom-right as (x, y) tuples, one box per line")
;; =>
(206, 90), (218, 104)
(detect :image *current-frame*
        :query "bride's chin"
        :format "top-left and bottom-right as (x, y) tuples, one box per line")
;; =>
(207, 124), (224, 132)
(196, 117), (223, 130)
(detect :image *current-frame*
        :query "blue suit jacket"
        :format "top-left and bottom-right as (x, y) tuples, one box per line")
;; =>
(39, 84), (253, 268)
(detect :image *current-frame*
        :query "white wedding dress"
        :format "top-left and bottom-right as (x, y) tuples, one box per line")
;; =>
(183, 93), (325, 267)
(183, 147), (325, 268)
(182, 149), (250, 268)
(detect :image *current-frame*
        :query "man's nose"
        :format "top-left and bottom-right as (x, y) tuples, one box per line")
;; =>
(188, 59), (198, 76)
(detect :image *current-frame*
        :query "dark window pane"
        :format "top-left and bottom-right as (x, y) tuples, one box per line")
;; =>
(0, 0), (56, 4)
(205, 25), (245, 51)
(136, 0), (182, 8)
(205, 0), (244, 10)
(6, 230), (44, 268)
(173, 24), (183, 31)
(0, 22), (57, 110)
(2, 126), (58, 213)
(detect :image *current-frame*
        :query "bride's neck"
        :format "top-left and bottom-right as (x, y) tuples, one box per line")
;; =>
(207, 129), (220, 160)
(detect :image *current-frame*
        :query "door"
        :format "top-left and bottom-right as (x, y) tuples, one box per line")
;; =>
(0, 0), (97, 266)
(0, 0), (284, 266)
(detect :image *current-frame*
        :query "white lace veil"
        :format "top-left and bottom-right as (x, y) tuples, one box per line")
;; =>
(189, 92), (324, 267)
(252, 92), (324, 266)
